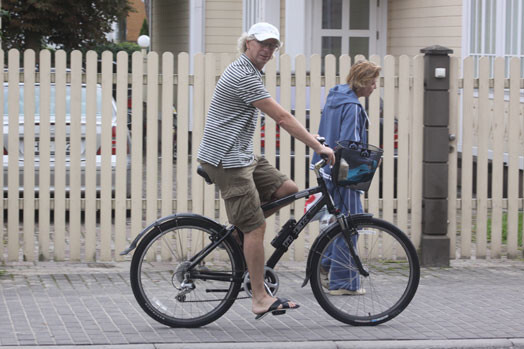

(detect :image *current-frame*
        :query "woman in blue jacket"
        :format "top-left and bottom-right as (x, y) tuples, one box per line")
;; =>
(311, 59), (381, 295)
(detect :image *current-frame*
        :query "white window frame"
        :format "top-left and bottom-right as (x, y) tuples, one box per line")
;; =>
(463, 0), (524, 77)
(243, 0), (280, 33)
(189, 0), (205, 71)
(311, 0), (385, 59)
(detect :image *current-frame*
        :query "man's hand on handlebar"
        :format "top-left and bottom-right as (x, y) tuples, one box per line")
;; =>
(316, 141), (335, 166)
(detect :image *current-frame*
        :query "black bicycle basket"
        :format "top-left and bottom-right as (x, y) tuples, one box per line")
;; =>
(332, 140), (383, 191)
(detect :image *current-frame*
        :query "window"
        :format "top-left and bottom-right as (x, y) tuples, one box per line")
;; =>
(466, 0), (524, 77)
(314, 0), (378, 63)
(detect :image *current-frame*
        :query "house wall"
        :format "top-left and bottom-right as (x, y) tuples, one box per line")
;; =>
(387, 0), (462, 57)
(203, 0), (286, 55)
(205, 0), (243, 54)
(151, 0), (287, 57)
(152, 0), (189, 56)
(280, 0), (286, 54)
(127, 0), (147, 42)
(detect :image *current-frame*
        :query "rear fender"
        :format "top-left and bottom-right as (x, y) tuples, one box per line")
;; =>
(120, 213), (226, 255)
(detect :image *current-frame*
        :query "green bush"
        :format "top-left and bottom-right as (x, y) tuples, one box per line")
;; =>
(81, 41), (141, 71)
(86, 41), (141, 57)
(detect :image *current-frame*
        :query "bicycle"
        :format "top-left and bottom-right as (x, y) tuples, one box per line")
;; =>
(121, 145), (420, 328)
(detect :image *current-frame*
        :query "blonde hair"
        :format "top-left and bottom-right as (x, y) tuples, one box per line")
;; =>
(237, 32), (256, 53)
(237, 32), (282, 54)
(346, 60), (381, 92)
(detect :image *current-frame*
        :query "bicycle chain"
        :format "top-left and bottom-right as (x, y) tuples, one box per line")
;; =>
(178, 295), (251, 303)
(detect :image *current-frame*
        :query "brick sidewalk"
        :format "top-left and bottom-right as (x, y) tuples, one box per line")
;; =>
(1, 259), (524, 347)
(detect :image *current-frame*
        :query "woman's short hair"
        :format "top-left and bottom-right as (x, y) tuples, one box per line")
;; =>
(237, 32), (256, 53)
(346, 60), (381, 91)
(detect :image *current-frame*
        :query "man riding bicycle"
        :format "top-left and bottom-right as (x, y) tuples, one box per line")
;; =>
(197, 22), (335, 320)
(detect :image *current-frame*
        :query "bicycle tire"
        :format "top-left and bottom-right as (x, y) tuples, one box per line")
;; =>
(130, 216), (244, 327)
(309, 216), (420, 326)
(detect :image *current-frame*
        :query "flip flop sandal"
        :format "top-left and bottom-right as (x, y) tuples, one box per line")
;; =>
(254, 297), (300, 320)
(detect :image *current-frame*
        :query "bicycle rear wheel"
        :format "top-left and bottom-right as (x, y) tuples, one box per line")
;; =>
(310, 216), (420, 326)
(130, 216), (244, 327)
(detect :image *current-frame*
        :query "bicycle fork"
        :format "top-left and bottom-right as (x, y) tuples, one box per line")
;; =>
(337, 215), (369, 277)
(302, 213), (372, 288)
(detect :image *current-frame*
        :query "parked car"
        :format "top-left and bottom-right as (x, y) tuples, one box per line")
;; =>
(3, 82), (131, 198)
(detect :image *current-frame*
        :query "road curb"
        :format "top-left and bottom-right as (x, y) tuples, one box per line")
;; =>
(5, 339), (524, 349)
(337, 338), (524, 348)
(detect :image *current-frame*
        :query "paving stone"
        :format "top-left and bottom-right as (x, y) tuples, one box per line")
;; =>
(1, 260), (524, 346)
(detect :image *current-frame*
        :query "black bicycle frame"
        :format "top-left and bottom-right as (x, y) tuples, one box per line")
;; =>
(263, 174), (337, 268)
(262, 175), (368, 277)
(186, 167), (368, 283)
(185, 186), (332, 282)
(264, 188), (329, 268)
(186, 225), (243, 281)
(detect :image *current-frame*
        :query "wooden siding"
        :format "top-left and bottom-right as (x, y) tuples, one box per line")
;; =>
(387, 0), (462, 57)
(152, 0), (189, 55)
(205, 0), (243, 54)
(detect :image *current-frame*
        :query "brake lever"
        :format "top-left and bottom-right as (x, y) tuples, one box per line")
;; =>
(316, 136), (328, 147)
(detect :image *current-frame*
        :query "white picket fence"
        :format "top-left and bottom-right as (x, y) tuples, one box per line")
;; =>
(448, 56), (524, 259)
(1, 49), (522, 262)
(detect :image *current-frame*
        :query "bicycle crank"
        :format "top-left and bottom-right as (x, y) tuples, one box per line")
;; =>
(242, 266), (279, 297)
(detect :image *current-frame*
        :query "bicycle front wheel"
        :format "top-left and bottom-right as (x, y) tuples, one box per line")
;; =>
(130, 216), (244, 327)
(310, 216), (420, 326)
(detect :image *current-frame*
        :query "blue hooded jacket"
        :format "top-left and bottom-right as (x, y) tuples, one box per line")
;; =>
(311, 84), (368, 181)
(313, 84), (368, 288)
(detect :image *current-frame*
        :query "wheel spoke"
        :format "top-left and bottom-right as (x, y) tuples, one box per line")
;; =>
(160, 234), (179, 260)
(311, 217), (420, 326)
(130, 221), (242, 327)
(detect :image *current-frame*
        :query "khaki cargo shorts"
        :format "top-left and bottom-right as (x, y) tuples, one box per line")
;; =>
(200, 156), (288, 233)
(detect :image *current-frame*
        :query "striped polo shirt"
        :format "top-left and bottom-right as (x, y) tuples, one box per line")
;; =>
(197, 54), (271, 168)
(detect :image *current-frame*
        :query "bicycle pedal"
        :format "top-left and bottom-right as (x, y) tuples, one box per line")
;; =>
(272, 310), (286, 316)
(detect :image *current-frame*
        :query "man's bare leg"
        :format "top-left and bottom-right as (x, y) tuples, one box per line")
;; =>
(243, 221), (297, 315)
(234, 180), (298, 247)
(263, 180), (299, 218)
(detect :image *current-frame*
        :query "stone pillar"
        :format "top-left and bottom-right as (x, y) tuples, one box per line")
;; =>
(420, 45), (453, 267)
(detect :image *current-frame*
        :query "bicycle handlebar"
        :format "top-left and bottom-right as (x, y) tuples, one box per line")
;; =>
(315, 158), (327, 170)
(314, 136), (330, 170)
(313, 136), (330, 171)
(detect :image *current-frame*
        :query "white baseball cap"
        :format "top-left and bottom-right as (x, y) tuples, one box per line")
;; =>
(247, 22), (280, 44)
